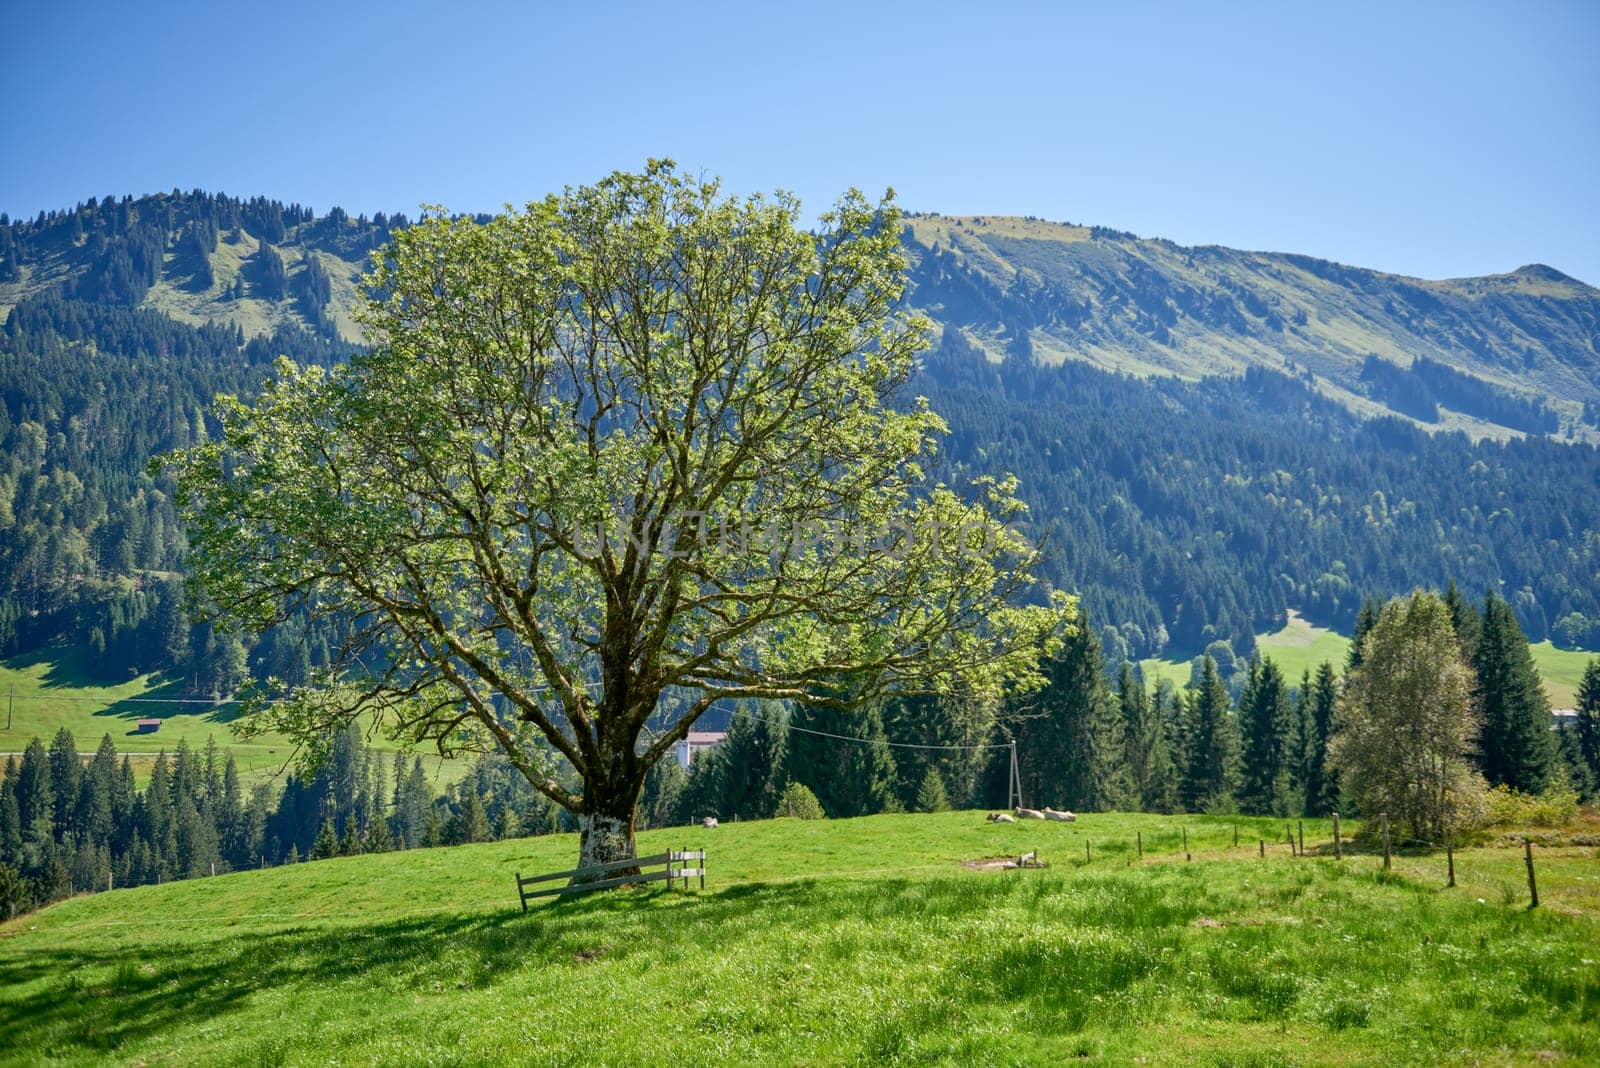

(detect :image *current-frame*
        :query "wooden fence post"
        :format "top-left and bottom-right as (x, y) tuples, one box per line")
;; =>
(1298, 820), (1304, 857)
(1287, 825), (1296, 856)
(1259, 838), (1265, 858)
(1085, 839), (1091, 864)
(1381, 814), (1391, 870)
(1182, 826), (1188, 855)
(1524, 838), (1538, 909)
(1446, 833), (1456, 887)
(1333, 812), (1342, 860)
(1137, 831), (1143, 859)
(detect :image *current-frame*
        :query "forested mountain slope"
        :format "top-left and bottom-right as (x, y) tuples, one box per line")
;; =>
(903, 215), (1600, 442)
(1, 191), (1596, 681)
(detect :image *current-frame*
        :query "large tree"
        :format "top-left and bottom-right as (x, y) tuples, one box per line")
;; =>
(1329, 591), (1485, 840)
(166, 163), (1067, 872)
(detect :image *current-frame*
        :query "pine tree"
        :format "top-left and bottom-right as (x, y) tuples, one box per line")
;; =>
(1146, 679), (1184, 814)
(1443, 579), (1481, 663)
(311, 817), (339, 860)
(339, 819), (362, 856)
(16, 739), (52, 847)
(1181, 657), (1240, 813)
(1475, 593), (1555, 792)
(1347, 597), (1380, 671)
(75, 734), (118, 846)
(914, 767), (951, 812)
(0, 762), (21, 864)
(882, 689), (997, 811)
(1237, 655), (1294, 815)
(460, 792), (490, 844)
(364, 809), (394, 852)
(710, 703), (787, 820)
(786, 702), (896, 818)
(1020, 623), (1129, 811)
(1301, 662), (1339, 816)
(1572, 659), (1600, 798)
(639, 758), (687, 830)
(1119, 663), (1172, 812)
(47, 728), (80, 843)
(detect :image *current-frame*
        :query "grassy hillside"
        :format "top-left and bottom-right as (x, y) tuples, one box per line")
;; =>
(0, 649), (469, 787)
(904, 214), (1600, 440)
(3, 811), (1597, 1064)
(1532, 642), (1597, 710)
(1140, 616), (1594, 708)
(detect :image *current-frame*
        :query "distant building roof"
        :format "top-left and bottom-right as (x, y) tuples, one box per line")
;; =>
(136, 718), (162, 726)
(675, 731), (728, 767)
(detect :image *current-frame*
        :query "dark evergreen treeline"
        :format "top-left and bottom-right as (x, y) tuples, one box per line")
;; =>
(1360, 355), (1558, 433)
(658, 591), (1599, 832)
(0, 723), (570, 921)
(916, 341), (1600, 659)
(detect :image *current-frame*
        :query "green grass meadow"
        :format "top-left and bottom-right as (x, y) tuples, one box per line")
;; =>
(3, 811), (1597, 1065)
(0, 649), (471, 789)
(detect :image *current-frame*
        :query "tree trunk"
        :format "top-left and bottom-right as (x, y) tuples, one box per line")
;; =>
(573, 773), (643, 884)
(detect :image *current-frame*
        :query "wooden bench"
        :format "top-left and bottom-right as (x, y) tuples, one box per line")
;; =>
(516, 850), (706, 911)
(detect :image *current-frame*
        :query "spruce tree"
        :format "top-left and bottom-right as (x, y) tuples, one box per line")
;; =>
(47, 728), (80, 843)
(1572, 659), (1600, 798)
(1443, 579), (1481, 662)
(0, 764), (21, 864)
(460, 792), (490, 844)
(1301, 662), (1339, 816)
(75, 734), (118, 846)
(1475, 593), (1555, 792)
(1237, 655), (1294, 815)
(1021, 623), (1129, 811)
(1181, 657), (1239, 813)
(311, 817), (339, 860)
(786, 702), (896, 818)
(1348, 597), (1380, 671)
(16, 739), (52, 847)
(1119, 663), (1171, 813)
(1146, 679), (1184, 814)
(915, 767), (951, 812)
(711, 703), (787, 820)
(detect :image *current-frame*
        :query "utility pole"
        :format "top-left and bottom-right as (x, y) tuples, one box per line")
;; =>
(1008, 740), (1023, 809)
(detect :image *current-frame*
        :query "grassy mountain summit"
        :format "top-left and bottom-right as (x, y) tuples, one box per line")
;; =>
(904, 214), (1599, 439)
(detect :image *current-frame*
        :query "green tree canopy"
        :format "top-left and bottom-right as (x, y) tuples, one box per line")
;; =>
(166, 162), (1068, 870)
(1330, 591), (1486, 840)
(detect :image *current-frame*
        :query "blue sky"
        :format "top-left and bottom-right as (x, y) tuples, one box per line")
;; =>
(3, 1), (1596, 283)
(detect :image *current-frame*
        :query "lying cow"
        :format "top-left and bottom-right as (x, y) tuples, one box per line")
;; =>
(986, 812), (1017, 823)
(1043, 807), (1077, 822)
(702, 816), (719, 828)
(1014, 807), (1046, 820)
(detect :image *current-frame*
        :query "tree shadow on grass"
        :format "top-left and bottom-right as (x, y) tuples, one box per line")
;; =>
(0, 881), (835, 1058)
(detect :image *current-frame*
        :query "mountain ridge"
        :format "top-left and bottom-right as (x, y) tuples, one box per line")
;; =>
(3, 192), (1597, 444)
(900, 213), (1600, 441)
